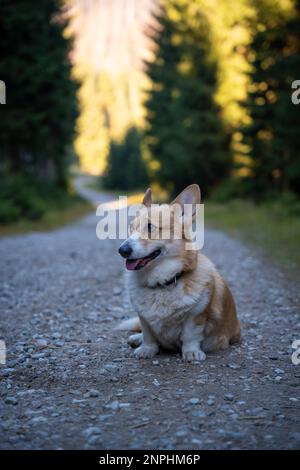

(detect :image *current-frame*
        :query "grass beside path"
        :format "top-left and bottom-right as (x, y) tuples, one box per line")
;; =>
(0, 196), (92, 237)
(205, 199), (300, 282)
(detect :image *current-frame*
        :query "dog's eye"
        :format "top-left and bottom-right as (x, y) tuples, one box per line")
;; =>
(148, 223), (155, 233)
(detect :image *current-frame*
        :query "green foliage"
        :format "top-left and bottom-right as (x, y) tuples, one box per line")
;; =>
(0, 172), (83, 223)
(103, 127), (149, 191)
(144, 1), (232, 197)
(210, 177), (254, 203)
(0, 0), (77, 187)
(241, 0), (300, 197)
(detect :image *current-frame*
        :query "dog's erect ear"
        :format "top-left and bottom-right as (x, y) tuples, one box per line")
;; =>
(171, 184), (201, 216)
(142, 188), (152, 207)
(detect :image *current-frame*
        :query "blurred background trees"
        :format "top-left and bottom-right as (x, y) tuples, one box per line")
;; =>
(0, 0), (77, 185)
(242, 0), (300, 198)
(145, 1), (231, 197)
(66, 0), (154, 175)
(70, 0), (299, 200)
(1, 0), (300, 225)
(0, 0), (78, 222)
(103, 127), (149, 191)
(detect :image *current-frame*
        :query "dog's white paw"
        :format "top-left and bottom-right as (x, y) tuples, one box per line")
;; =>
(134, 344), (159, 359)
(182, 349), (206, 362)
(128, 333), (143, 349)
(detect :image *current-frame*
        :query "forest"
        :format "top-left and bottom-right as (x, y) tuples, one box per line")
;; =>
(1, 0), (300, 224)
(104, 0), (300, 202)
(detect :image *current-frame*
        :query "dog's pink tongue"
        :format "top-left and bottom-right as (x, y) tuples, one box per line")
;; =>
(126, 259), (141, 271)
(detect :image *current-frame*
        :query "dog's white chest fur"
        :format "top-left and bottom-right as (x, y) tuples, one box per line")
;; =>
(127, 259), (212, 350)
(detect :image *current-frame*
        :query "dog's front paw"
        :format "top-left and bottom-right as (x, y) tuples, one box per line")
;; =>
(134, 343), (159, 359)
(128, 333), (143, 349)
(182, 349), (206, 362)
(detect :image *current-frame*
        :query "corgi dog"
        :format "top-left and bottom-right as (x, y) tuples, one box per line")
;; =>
(118, 184), (241, 362)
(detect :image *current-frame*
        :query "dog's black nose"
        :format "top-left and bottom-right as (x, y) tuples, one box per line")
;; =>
(118, 243), (132, 258)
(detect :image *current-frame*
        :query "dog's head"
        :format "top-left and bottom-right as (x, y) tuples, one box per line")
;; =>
(118, 184), (200, 273)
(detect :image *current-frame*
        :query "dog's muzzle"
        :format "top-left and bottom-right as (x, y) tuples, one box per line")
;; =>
(118, 241), (133, 258)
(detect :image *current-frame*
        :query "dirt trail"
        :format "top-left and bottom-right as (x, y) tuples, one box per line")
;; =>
(0, 177), (299, 449)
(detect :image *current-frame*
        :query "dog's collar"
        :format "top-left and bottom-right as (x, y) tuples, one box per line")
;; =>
(153, 271), (184, 288)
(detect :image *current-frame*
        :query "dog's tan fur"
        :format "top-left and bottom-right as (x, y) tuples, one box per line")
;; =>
(118, 184), (241, 361)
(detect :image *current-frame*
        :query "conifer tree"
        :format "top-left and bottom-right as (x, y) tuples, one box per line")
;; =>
(242, 0), (300, 196)
(0, 0), (77, 187)
(124, 128), (149, 190)
(103, 127), (148, 191)
(145, 1), (231, 196)
(102, 141), (124, 190)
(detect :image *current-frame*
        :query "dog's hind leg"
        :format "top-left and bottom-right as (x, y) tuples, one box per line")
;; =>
(201, 335), (229, 353)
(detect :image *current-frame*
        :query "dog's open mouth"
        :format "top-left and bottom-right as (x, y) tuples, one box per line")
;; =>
(125, 249), (161, 271)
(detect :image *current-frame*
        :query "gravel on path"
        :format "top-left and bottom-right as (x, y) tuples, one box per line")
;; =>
(0, 178), (299, 449)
